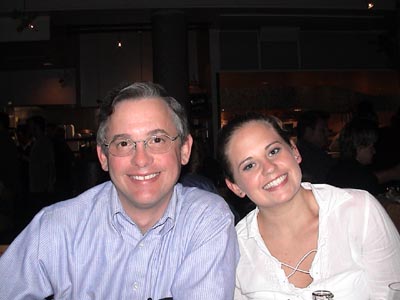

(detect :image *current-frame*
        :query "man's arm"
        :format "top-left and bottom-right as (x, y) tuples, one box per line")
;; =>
(0, 212), (53, 300)
(170, 201), (239, 300)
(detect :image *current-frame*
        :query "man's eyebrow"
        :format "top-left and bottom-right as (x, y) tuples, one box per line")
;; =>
(109, 129), (173, 141)
(148, 129), (169, 136)
(109, 133), (130, 141)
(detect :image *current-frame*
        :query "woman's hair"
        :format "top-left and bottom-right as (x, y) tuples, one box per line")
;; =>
(96, 82), (190, 152)
(217, 112), (292, 182)
(338, 118), (378, 160)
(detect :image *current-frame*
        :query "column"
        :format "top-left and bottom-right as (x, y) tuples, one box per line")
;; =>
(152, 10), (189, 111)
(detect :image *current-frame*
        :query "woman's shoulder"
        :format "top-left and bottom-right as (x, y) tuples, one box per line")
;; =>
(307, 183), (376, 211)
(235, 208), (258, 238)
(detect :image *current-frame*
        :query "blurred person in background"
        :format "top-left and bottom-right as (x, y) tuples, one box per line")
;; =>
(327, 118), (381, 195)
(0, 112), (19, 243)
(372, 106), (400, 190)
(296, 110), (336, 183)
(47, 124), (75, 202)
(327, 117), (400, 196)
(179, 136), (219, 194)
(26, 115), (56, 213)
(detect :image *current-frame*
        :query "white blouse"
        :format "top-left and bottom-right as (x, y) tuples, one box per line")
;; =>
(234, 183), (400, 300)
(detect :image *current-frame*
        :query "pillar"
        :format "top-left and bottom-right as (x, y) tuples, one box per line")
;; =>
(152, 10), (189, 112)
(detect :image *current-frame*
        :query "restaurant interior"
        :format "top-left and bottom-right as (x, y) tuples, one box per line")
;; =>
(0, 0), (400, 243)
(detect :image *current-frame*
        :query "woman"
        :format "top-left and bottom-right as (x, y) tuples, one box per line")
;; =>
(217, 112), (400, 299)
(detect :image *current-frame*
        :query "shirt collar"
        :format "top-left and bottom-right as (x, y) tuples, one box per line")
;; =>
(245, 207), (260, 240)
(150, 184), (179, 235)
(109, 183), (179, 235)
(243, 183), (351, 240)
(302, 182), (351, 212)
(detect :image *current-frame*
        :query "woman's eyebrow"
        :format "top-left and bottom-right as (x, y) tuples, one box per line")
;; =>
(237, 140), (281, 168)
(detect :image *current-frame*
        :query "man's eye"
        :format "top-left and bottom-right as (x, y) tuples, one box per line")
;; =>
(151, 136), (165, 144)
(116, 140), (130, 148)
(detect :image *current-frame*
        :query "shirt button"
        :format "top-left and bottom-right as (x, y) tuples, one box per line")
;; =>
(139, 243), (144, 247)
(133, 282), (139, 290)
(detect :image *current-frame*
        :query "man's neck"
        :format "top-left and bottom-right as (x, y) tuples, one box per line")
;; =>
(121, 198), (171, 234)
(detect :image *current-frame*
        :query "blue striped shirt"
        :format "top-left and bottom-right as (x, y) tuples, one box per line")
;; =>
(0, 182), (239, 300)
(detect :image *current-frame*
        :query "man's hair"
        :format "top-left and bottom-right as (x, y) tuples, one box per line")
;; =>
(217, 112), (292, 183)
(296, 110), (329, 139)
(96, 82), (190, 152)
(339, 118), (378, 160)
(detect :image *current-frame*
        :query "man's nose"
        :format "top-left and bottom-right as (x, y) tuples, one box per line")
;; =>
(130, 142), (153, 167)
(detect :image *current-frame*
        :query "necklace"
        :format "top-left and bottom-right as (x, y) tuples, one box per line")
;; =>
(279, 249), (317, 278)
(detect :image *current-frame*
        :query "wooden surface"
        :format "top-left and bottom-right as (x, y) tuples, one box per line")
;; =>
(0, 244), (9, 256)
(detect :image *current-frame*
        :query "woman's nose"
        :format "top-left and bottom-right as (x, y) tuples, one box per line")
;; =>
(261, 158), (275, 174)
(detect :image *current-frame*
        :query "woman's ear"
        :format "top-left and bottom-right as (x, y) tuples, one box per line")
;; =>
(290, 141), (302, 164)
(225, 178), (246, 198)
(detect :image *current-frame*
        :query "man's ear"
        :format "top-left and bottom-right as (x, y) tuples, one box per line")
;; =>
(97, 145), (109, 171)
(225, 178), (246, 198)
(180, 134), (193, 165)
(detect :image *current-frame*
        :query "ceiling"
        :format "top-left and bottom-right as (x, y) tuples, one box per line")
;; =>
(0, 0), (398, 70)
(0, 0), (397, 29)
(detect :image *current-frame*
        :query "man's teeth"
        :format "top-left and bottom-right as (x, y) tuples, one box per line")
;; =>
(263, 174), (287, 190)
(131, 173), (159, 181)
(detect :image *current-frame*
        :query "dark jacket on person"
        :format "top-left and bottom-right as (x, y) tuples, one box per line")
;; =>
(327, 158), (382, 196)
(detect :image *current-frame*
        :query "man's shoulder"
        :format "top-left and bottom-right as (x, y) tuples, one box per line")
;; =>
(171, 185), (237, 247)
(40, 181), (112, 222)
(176, 184), (232, 218)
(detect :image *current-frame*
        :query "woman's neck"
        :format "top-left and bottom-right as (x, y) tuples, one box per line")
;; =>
(257, 188), (318, 236)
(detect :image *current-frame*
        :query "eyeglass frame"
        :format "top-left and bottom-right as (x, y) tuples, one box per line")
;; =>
(103, 134), (180, 157)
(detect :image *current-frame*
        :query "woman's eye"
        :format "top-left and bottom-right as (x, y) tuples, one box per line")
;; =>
(268, 147), (280, 156)
(243, 163), (255, 171)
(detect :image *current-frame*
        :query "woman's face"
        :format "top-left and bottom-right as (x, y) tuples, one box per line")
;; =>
(225, 121), (303, 208)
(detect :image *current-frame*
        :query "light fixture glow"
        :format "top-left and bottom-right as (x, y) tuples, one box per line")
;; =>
(367, 1), (374, 9)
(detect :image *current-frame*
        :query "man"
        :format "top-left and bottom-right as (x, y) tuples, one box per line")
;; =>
(296, 110), (336, 183)
(26, 115), (56, 212)
(0, 82), (239, 300)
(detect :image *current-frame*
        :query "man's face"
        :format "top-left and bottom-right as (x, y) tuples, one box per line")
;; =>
(356, 143), (375, 165)
(97, 98), (192, 218)
(310, 119), (330, 149)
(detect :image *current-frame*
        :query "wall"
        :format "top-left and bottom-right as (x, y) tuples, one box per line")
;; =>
(79, 31), (153, 107)
(219, 29), (392, 70)
(0, 68), (76, 106)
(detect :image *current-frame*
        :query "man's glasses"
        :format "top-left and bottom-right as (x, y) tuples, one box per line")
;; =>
(103, 134), (179, 157)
